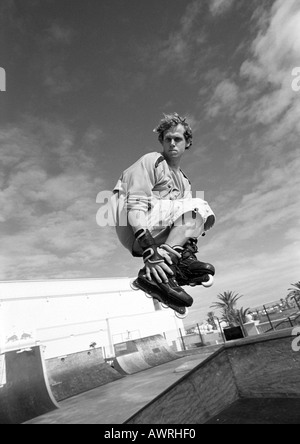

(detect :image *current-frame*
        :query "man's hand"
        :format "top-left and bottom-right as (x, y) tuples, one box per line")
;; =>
(144, 247), (174, 284)
(135, 229), (181, 284)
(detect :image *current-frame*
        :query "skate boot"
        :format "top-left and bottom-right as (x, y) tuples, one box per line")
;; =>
(162, 239), (215, 288)
(135, 265), (194, 308)
(132, 228), (194, 309)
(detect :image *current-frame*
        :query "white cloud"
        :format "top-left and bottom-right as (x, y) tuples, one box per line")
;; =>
(205, 151), (300, 247)
(206, 1), (300, 135)
(189, 1), (300, 322)
(191, 144), (300, 319)
(154, 1), (300, 322)
(206, 79), (240, 117)
(240, 0), (300, 126)
(209, 0), (235, 16)
(245, 0), (300, 82)
(155, 1), (206, 75)
(145, 0), (237, 81)
(0, 118), (118, 280)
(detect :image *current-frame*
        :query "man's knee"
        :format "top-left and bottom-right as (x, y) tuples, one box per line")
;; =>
(174, 211), (203, 227)
(173, 211), (204, 238)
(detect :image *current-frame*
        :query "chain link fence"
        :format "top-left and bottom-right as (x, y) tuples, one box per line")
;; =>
(169, 295), (300, 350)
(248, 295), (300, 334)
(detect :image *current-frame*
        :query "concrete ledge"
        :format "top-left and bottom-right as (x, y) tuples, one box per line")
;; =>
(125, 328), (300, 424)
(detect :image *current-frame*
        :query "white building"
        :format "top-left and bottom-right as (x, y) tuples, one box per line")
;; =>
(0, 278), (184, 359)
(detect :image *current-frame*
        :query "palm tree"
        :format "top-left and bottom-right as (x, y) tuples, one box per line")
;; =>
(287, 282), (300, 308)
(211, 291), (243, 327)
(238, 307), (251, 324)
(207, 311), (217, 330)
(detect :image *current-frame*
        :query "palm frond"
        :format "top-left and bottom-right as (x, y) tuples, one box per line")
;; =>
(210, 291), (244, 327)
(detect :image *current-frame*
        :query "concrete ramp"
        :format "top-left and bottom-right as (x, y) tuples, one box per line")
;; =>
(0, 346), (59, 424)
(46, 347), (123, 401)
(125, 329), (300, 424)
(113, 335), (180, 375)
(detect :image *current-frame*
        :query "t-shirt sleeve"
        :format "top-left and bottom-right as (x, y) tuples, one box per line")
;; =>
(124, 154), (159, 212)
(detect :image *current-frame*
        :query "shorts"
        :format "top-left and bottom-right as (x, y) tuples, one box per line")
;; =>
(147, 197), (215, 234)
(115, 196), (216, 256)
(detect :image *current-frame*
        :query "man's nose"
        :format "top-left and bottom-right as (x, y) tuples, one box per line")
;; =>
(170, 139), (176, 146)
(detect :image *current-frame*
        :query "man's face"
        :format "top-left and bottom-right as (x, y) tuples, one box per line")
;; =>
(161, 124), (188, 161)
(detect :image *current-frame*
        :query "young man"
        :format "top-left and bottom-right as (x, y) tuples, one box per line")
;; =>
(112, 113), (215, 313)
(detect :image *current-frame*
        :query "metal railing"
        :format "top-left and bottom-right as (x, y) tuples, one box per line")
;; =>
(264, 312), (300, 333)
(248, 296), (300, 334)
(175, 320), (225, 351)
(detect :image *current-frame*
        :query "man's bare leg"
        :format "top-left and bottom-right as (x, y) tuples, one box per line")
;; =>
(163, 211), (215, 287)
(165, 211), (204, 247)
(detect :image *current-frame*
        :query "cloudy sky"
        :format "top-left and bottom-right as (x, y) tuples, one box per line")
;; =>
(1, 0), (300, 321)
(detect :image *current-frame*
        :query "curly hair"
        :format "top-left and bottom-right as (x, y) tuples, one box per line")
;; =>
(153, 112), (193, 149)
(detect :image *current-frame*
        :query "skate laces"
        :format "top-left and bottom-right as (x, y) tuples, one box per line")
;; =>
(181, 239), (198, 258)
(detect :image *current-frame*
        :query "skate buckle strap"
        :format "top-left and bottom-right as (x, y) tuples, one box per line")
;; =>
(143, 247), (164, 264)
(135, 228), (147, 240)
(135, 229), (165, 264)
(135, 228), (157, 250)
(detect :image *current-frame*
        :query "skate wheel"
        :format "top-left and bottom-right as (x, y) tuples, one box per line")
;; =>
(202, 274), (214, 288)
(145, 292), (153, 299)
(130, 279), (139, 291)
(161, 303), (169, 309)
(175, 308), (189, 320)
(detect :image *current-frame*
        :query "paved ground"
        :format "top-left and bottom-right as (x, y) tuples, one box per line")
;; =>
(25, 351), (212, 424)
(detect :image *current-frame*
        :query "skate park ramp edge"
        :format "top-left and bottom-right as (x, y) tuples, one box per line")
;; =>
(125, 329), (300, 424)
(46, 347), (123, 401)
(0, 346), (59, 425)
(0, 345), (124, 424)
(113, 334), (180, 375)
